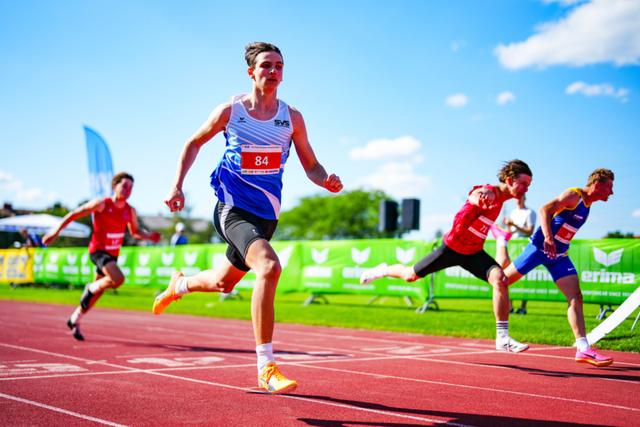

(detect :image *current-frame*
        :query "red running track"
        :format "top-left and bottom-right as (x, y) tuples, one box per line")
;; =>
(1, 300), (639, 426)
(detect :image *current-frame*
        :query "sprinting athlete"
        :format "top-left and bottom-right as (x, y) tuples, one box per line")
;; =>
(153, 42), (343, 394)
(360, 160), (532, 352)
(499, 168), (615, 367)
(43, 172), (160, 340)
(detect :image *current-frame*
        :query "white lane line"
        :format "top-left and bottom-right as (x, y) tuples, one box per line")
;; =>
(293, 363), (640, 413)
(0, 391), (128, 427)
(7, 318), (639, 387)
(0, 343), (470, 426)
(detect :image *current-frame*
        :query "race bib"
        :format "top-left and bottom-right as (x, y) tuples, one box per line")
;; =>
(240, 145), (282, 175)
(554, 223), (578, 245)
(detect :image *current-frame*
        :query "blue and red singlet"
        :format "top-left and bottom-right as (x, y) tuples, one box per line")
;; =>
(210, 95), (294, 220)
(530, 187), (590, 255)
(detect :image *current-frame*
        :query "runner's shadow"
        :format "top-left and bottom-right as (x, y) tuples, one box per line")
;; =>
(292, 395), (603, 426)
(92, 340), (349, 358)
(479, 363), (640, 382)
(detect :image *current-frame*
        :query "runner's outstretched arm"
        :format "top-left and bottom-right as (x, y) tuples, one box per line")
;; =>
(289, 107), (343, 193)
(42, 198), (105, 246)
(165, 103), (231, 212)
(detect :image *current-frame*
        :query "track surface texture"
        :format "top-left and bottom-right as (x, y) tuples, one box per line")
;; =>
(1, 301), (639, 426)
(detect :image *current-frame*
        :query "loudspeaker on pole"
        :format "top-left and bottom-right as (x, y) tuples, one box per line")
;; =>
(379, 200), (398, 232)
(401, 198), (420, 230)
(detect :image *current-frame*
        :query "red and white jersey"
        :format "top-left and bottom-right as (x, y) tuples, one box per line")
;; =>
(443, 184), (507, 255)
(88, 197), (133, 257)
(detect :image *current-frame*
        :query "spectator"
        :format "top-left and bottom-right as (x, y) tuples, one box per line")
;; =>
(170, 222), (188, 246)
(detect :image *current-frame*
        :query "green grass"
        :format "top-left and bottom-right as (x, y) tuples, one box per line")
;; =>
(1, 283), (638, 352)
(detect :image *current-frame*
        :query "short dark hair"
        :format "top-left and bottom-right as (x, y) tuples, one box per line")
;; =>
(244, 42), (283, 67)
(587, 168), (614, 186)
(112, 172), (134, 188)
(497, 159), (532, 183)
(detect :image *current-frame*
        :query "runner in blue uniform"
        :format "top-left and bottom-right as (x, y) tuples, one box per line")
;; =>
(153, 42), (342, 393)
(499, 168), (615, 366)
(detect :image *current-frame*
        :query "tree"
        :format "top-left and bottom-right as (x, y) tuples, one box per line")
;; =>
(274, 189), (407, 240)
(604, 230), (636, 239)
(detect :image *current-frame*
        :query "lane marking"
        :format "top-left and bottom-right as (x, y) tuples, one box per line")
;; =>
(0, 391), (128, 427)
(0, 343), (472, 426)
(294, 363), (640, 413)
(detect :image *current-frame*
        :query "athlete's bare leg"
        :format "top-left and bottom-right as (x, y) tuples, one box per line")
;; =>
(489, 266), (512, 321)
(244, 239), (281, 345)
(555, 274), (586, 339)
(185, 259), (247, 293)
(495, 245), (511, 269)
(385, 264), (420, 282)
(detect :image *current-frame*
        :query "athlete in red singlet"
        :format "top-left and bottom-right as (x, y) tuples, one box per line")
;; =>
(43, 172), (160, 341)
(360, 160), (532, 352)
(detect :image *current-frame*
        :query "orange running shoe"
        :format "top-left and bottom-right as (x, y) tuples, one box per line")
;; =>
(258, 362), (297, 394)
(152, 271), (183, 315)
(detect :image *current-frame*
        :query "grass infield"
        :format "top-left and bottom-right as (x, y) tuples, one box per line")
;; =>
(1, 283), (638, 352)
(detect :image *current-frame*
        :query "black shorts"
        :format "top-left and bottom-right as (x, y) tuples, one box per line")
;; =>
(413, 243), (500, 282)
(213, 202), (278, 272)
(89, 250), (118, 276)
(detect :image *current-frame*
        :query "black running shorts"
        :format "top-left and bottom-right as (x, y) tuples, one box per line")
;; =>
(413, 243), (500, 282)
(213, 202), (278, 272)
(89, 250), (118, 276)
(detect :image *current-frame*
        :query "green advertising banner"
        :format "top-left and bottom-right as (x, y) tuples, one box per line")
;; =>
(432, 239), (639, 304)
(24, 238), (639, 306)
(299, 239), (431, 300)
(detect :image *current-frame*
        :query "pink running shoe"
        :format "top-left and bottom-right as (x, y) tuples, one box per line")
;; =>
(490, 224), (512, 241)
(575, 347), (613, 367)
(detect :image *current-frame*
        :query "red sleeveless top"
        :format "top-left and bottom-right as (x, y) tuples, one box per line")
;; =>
(88, 197), (133, 256)
(443, 184), (507, 255)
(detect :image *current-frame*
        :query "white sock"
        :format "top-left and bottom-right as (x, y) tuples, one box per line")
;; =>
(88, 281), (101, 293)
(175, 277), (191, 296)
(496, 321), (509, 341)
(256, 343), (274, 372)
(576, 337), (589, 352)
(70, 307), (84, 324)
(496, 236), (508, 248)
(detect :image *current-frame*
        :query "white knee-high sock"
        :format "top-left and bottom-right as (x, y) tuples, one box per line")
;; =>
(70, 307), (84, 324)
(256, 343), (274, 372)
(175, 277), (191, 295)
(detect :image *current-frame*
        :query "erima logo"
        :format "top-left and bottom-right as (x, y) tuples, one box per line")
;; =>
(274, 119), (290, 128)
(396, 247), (415, 264)
(138, 253), (150, 266)
(277, 246), (293, 268)
(161, 253), (174, 266)
(184, 252), (198, 266)
(593, 248), (624, 267)
(351, 248), (370, 265)
(311, 248), (329, 264)
(238, 117), (246, 123)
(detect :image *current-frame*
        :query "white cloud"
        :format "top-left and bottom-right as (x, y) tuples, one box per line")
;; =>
(565, 81), (629, 101)
(542, 0), (585, 6)
(349, 135), (422, 161)
(0, 169), (57, 205)
(632, 209), (640, 218)
(495, 0), (640, 69)
(445, 93), (468, 108)
(357, 162), (431, 198)
(451, 40), (467, 53)
(496, 91), (516, 105)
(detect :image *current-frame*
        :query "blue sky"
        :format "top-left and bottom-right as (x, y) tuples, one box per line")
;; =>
(1, 0), (639, 239)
